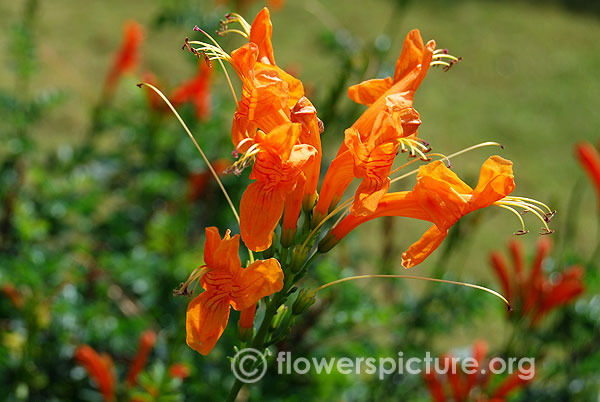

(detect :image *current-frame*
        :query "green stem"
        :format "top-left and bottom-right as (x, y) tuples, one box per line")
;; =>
(225, 379), (244, 402)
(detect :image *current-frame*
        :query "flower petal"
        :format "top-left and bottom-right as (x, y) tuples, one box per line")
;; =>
(231, 258), (284, 310)
(469, 155), (515, 210)
(250, 8), (275, 65)
(348, 77), (394, 106)
(240, 182), (286, 251)
(401, 225), (448, 269)
(186, 290), (231, 355)
(203, 227), (241, 275)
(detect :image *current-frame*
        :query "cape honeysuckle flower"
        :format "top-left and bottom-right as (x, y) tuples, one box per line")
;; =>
(424, 341), (534, 402)
(171, 62), (213, 120)
(185, 227), (283, 354)
(575, 141), (600, 209)
(490, 238), (584, 325)
(75, 345), (116, 402)
(186, 8), (323, 206)
(228, 8), (304, 148)
(320, 156), (555, 268)
(103, 21), (144, 97)
(314, 29), (437, 221)
(239, 123), (316, 251)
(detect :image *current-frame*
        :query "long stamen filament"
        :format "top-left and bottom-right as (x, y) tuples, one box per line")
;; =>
(315, 274), (511, 310)
(432, 54), (460, 62)
(174, 266), (209, 296)
(504, 196), (554, 216)
(495, 204), (528, 234)
(219, 28), (249, 38)
(301, 198), (355, 250)
(225, 13), (252, 35)
(139, 83), (254, 262)
(495, 199), (554, 234)
(430, 60), (451, 68)
(189, 33), (239, 104)
(389, 142), (503, 185)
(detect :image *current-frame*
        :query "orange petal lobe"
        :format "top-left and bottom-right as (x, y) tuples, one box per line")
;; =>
(348, 77), (394, 106)
(401, 224), (447, 268)
(231, 258), (284, 310)
(240, 182), (286, 252)
(186, 290), (231, 355)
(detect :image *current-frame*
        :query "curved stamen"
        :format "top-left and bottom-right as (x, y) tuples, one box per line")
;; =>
(495, 204), (528, 235)
(174, 265), (209, 296)
(315, 274), (511, 310)
(389, 142), (503, 186)
(138, 83), (254, 263)
(224, 13), (252, 35)
(495, 199), (554, 234)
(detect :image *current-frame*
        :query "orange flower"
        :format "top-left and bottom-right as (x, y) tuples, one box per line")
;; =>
(229, 9), (304, 149)
(103, 21), (144, 96)
(126, 330), (157, 387)
(424, 341), (534, 402)
(320, 156), (516, 268)
(75, 345), (116, 402)
(186, 227), (284, 354)
(314, 30), (433, 219)
(575, 141), (600, 208)
(489, 238), (584, 326)
(171, 62), (212, 120)
(168, 363), (190, 380)
(239, 123), (316, 251)
(1, 283), (24, 309)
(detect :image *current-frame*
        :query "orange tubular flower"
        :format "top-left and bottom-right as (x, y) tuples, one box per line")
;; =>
(229, 9), (304, 149)
(314, 29), (433, 220)
(239, 123), (316, 251)
(103, 21), (144, 97)
(186, 227), (283, 355)
(489, 238), (584, 326)
(320, 156), (516, 268)
(575, 141), (600, 208)
(75, 345), (116, 402)
(126, 330), (157, 387)
(424, 341), (534, 402)
(171, 62), (213, 120)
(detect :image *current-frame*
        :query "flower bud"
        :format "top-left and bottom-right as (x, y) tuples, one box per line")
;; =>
(292, 288), (316, 315)
(290, 246), (308, 274)
(271, 305), (288, 330)
(281, 228), (296, 248)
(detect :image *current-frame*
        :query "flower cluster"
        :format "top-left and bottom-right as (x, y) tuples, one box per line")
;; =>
(175, 8), (554, 357)
(489, 238), (584, 326)
(75, 330), (189, 401)
(423, 341), (534, 402)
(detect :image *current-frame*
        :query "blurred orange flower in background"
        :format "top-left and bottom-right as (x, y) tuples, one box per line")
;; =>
(575, 141), (600, 208)
(103, 21), (144, 97)
(424, 340), (534, 402)
(489, 238), (584, 325)
(171, 63), (213, 120)
(75, 345), (116, 402)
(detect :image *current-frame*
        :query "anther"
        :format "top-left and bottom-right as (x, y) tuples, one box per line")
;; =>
(544, 210), (556, 223)
(514, 230), (529, 236)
